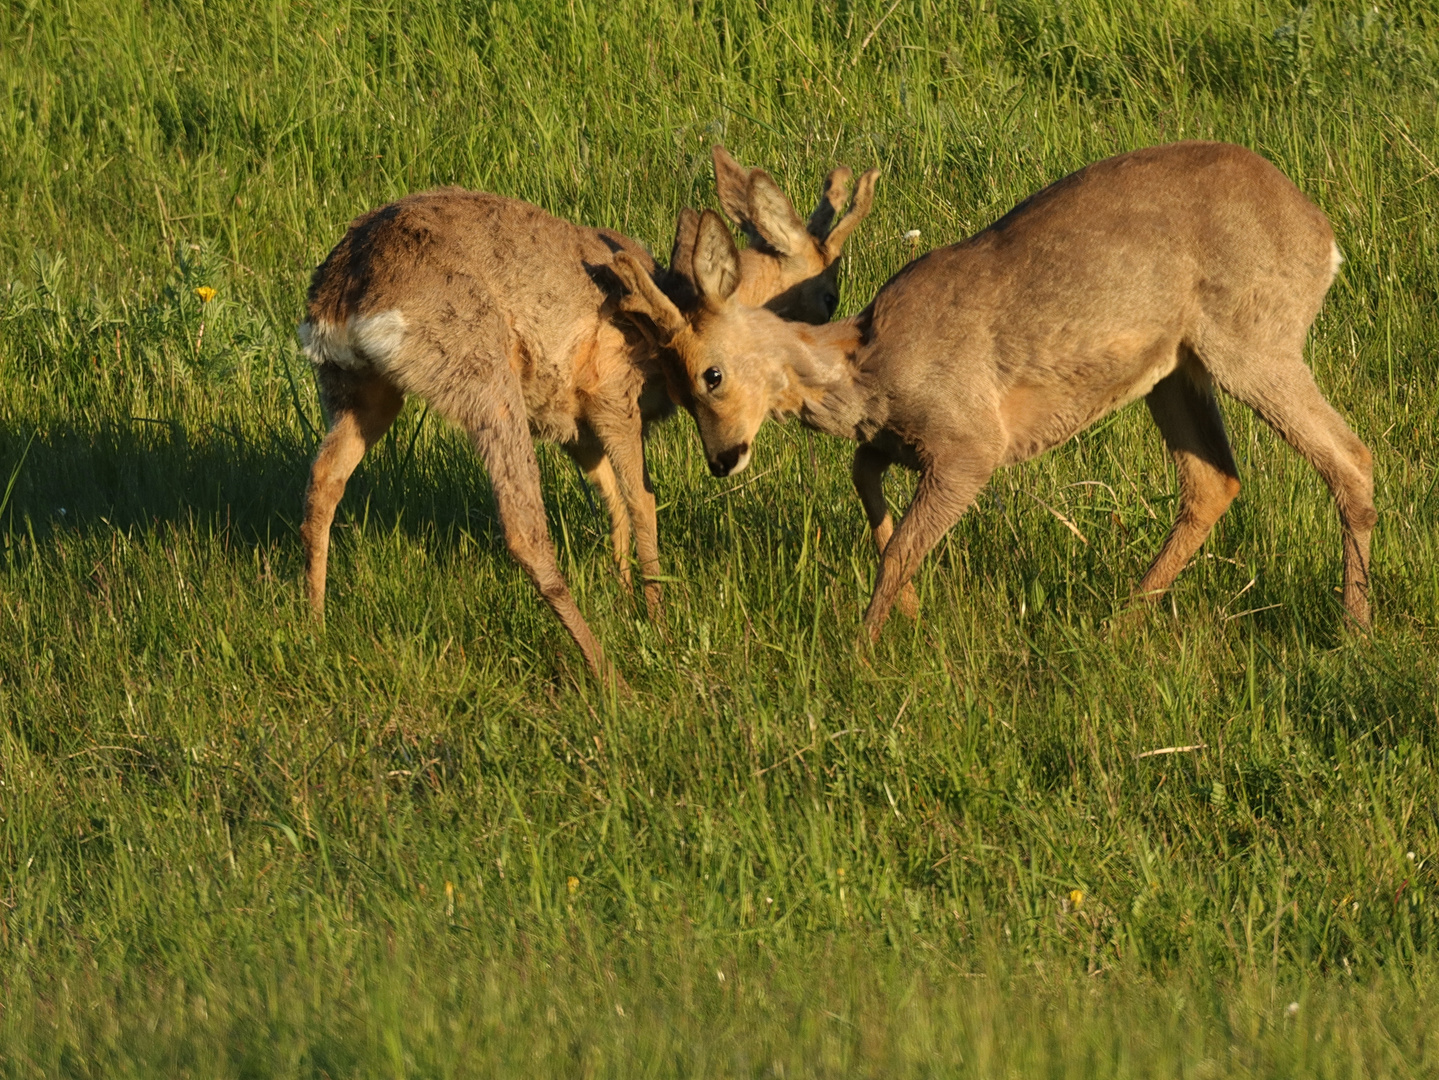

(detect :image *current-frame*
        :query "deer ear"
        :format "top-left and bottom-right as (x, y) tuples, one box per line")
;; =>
(693, 209), (741, 303)
(711, 145), (753, 229)
(610, 252), (688, 341)
(806, 166), (853, 239)
(822, 167), (879, 261)
(745, 170), (813, 259)
(666, 208), (700, 302)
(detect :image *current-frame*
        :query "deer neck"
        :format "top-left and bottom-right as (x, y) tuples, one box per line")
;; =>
(773, 318), (875, 441)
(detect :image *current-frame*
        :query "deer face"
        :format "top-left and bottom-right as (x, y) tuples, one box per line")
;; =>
(672, 306), (796, 477)
(741, 249), (841, 326)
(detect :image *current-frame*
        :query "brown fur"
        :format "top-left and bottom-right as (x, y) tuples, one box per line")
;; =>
(612, 142), (1375, 638)
(298, 148), (878, 682)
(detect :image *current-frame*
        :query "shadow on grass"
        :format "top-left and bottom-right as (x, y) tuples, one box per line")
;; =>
(0, 415), (512, 554)
(1285, 639), (1438, 753)
(0, 416), (1389, 660)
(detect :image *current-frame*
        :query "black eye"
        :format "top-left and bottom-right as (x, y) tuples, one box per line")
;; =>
(824, 293), (838, 316)
(703, 367), (723, 391)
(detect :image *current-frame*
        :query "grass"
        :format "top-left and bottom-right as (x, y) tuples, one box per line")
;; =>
(2, 0), (1439, 1074)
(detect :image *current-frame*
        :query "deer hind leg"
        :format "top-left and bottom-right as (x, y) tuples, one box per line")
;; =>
(464, 397), (614, 683)
(852, 444), (918, 619)
(865, 445), (997, 641)
(302, 367), (404, 615)
(1133, 364), (1242, 605)
(1207, 346), (1375, 628)
(568, 436), (634, 593)
(591, 412), (662, 618)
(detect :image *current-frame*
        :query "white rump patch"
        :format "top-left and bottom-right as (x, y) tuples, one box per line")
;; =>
(350, 310), (408, 366)
(297, 309), (408, 372)
(1328, 241), (1344, 283)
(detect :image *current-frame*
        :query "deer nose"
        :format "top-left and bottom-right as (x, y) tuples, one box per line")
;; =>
(709, 443), (749, 477)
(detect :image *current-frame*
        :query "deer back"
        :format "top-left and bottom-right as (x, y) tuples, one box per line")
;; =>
(301, 190), (661, 443)
(854, 142), (1339, 463)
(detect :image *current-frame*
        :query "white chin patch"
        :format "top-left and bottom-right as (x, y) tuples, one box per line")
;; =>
(729, 448), (753, 476)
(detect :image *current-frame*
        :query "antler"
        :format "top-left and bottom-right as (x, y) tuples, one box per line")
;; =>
(822, 168), (879, 260)
(807, 166), (854, 239)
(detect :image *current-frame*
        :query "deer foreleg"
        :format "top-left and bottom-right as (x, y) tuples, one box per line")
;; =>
(864, 451), (994, 641)
(852, 444), (919, 619)
(593, 412), (663, 619)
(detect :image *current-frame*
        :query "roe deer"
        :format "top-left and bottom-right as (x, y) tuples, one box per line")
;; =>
(610, 142), (1375, 639)
(298, 146), (878, 681)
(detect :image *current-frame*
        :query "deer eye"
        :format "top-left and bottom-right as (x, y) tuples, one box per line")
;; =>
(703, 367), (723, 392)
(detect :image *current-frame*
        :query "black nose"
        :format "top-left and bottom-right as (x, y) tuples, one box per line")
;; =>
(709, 443), (748, 477)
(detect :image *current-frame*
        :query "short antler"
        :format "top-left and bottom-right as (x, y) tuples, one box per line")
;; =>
(807, 166), (854, 239)
(822, 168), (879, 260)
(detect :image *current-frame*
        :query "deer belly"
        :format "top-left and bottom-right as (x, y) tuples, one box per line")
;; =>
(997, 343), (1179, 464)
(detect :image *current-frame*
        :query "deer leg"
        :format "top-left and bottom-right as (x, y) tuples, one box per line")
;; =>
(464, 400), (616, 684)
(302, 368), (404, 615)
(864, 452), (995, 641)
(568, 436), (634, 593)
(1133, 367), (1242, 604)
(852, 444), (918, 619)
(592, 412), (662, 618)
(1210, 353), (1375, 628)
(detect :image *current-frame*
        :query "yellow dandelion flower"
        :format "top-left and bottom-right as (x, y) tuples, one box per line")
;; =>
(195, 286), (217, 304)
(567, 876), (579, 894)
(1069, 889), (1084, 908)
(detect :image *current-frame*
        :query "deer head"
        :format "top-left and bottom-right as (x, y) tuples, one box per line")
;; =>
(613, 209), (834, 477)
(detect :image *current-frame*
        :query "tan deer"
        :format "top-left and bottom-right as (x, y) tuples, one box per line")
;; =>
(298, 147), (878, 681)
(611, 142), (1375, 639)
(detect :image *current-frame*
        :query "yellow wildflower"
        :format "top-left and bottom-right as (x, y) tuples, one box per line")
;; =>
(567, 876), (579, 895)
(195, 286), (217, 304)
(1069, 889), (1084, 908)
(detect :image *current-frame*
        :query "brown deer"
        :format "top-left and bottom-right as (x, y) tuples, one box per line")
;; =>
(298, 147), (879, 681)
(610, 142), (1375, 639)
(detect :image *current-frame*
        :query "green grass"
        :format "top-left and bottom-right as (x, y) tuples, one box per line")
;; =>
(3, 0), (1439, 1074)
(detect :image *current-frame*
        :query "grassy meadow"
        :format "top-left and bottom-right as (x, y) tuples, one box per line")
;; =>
(3, 0), (1439, 1073)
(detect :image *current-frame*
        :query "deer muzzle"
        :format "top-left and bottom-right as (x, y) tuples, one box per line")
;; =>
(708, 443), (751, 478)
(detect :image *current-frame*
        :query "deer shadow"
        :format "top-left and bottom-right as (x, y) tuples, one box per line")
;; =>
(0, 415), (539, 559)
